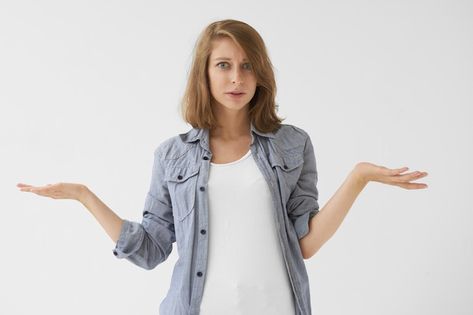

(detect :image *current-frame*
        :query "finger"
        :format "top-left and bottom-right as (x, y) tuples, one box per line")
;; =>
(17, 183), (29, 187)
(20, 185), (42, 192)
(30, 186), (51, 194)
(392, 171), (426, 183)
(407, 171), (429, 181)
(394, 181), (428, 190)
(18, 183), (51, 192)
(29, 189), (44, 195)
(17, 183), (33, 188)
(378, 166), (408, 177)
(32, 188), (54, 197)
(390, 167), (409, 175)
(19, 186), (36, 192)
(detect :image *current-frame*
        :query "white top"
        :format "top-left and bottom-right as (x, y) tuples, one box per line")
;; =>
(199, 149), (296, 314)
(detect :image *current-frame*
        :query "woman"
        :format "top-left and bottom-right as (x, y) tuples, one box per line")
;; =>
(17, 19), (428, 315)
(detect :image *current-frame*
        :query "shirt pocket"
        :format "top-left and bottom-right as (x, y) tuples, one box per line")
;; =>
(270, 149), (304, 195)
(166, 165), (200, 222)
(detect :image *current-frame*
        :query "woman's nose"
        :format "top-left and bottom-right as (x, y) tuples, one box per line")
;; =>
(231, 68), (244, 84)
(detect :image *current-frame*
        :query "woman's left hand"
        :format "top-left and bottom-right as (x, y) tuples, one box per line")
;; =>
(354, 162), (429, 189)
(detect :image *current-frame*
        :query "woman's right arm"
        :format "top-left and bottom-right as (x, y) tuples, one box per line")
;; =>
(17, 149), (176, 270)
(17, 182), (124, 243)
(78, 185), (124, 243)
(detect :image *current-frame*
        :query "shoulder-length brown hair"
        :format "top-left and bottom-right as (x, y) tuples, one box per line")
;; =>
(180, 19), (285, 133)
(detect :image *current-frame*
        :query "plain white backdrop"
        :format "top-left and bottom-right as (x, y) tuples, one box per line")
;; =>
(1, 0), (471, 314)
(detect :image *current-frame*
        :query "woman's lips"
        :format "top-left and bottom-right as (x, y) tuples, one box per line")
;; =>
(226, 92), (245, 98)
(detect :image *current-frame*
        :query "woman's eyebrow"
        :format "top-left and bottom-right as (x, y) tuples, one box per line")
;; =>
(213, 57), (249, 62)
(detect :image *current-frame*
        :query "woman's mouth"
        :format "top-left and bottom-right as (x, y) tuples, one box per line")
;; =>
(226, 92), (245, 98)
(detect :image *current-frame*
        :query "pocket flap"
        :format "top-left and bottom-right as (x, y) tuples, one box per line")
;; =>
(270, 152), (303, 171)
(166, 165), (200, 183)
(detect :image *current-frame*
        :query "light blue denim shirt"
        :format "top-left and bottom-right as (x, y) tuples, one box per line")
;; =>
(113, 122), (320, 314)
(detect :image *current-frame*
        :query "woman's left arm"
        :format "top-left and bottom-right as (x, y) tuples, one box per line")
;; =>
(299, 162), (429, 259)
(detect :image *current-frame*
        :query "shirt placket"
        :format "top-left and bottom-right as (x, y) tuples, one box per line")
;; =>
(250, 136), (303, 315)
(190, 144), (212, 314)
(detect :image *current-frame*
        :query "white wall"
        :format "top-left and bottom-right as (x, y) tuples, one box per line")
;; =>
(1, 0), (471, 314)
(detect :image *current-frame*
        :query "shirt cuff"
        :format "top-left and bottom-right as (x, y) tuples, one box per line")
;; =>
(112, 219), (144, 259)
(294, 209), (319, 240)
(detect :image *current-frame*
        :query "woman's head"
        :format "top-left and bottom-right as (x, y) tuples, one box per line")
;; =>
(180, 19), (284, 133)
(206, 36), (258, 120)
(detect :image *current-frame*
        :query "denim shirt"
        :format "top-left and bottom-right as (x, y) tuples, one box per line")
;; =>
(113, 122), (320, 315)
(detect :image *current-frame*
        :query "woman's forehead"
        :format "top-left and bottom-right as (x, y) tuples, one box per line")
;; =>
(210, 38), (248, 60)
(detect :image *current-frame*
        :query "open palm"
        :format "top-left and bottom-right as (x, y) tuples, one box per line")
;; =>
(17, 182), (86, 200)
(355, 162), (429, 189)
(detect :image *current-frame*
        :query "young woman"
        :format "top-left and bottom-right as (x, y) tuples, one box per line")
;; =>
(17, 19), (428, 315)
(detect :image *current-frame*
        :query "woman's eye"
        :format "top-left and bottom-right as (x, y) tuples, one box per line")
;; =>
(216, 62), (252, 70)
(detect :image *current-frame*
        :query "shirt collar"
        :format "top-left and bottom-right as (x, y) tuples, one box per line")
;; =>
(181, 121), (276, 151)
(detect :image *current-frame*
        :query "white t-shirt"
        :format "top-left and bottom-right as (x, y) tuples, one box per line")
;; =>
(199, 148), (296, 315)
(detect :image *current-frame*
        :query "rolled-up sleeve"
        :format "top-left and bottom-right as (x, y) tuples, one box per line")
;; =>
(286, 134), (320, 240)
(112, 147), (175, 270)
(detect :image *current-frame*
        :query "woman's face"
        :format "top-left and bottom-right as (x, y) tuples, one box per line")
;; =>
(207, 37), (257, 113)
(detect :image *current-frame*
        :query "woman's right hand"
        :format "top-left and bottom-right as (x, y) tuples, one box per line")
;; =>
(17, 182), (87, 201)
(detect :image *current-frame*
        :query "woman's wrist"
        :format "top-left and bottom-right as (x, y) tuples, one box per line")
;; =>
(352, 163), (370, 186)
(76, 184), (91, 203)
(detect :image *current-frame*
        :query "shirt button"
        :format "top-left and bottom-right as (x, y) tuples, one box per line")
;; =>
(283, 164), (288, 169)
(197, 271), (203, 277)
(203, 156), (209, 160)
(200, 229), (206, 235)
(113, 250), (118, 256)
(177, 175), (183, 180)
(199, 186), (205, 191)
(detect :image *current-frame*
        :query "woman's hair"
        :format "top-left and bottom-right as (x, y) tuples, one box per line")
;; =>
(180, 19), (285, 133)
